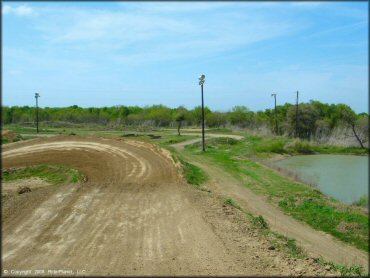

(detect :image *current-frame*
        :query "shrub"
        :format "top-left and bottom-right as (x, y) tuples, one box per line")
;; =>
(224, 198), (241, 210)
(285, 139), (314, 154)
(252, 215), (269, 229)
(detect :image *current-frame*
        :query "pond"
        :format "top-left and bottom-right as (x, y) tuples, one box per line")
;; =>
(274, 154), (368, 204)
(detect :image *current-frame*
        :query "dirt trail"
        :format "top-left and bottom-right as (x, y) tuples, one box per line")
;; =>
(173, 133), (244, 150)
(3, 136), (295, 276)
(174, 141), (369, 271)
(2, 136), (241, 275)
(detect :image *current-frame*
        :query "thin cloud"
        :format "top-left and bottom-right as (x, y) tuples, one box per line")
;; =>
(2, 5), (34, 16)
(35, 4), (304, 66)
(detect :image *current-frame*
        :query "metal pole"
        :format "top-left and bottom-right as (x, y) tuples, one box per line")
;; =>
(35, 93), (39, 133)
(295, 91), (299, 138)
(201, 84), (205, 152)
(271, 93), (278, 135)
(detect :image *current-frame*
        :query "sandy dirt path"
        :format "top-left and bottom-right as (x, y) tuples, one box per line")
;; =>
(173, 140), (369, 271)
(173, 133), (244, 150)
(1, 136), (261, 276)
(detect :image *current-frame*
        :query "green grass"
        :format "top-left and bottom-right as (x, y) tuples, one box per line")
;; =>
(279, 199), (368, 251)
(1, 133), (23, 144)
(180, 159), (208, 189)
(251, 215), (269, 229)
(1, 138), (11, 144)
(222, 197), (305, 258)
(223, 197), (307, 258)
(158, 134), (198, 146)
(2, 164), (84, 185)
(183, 135), (369, 252)
(222, 196), (365, 275)
(207, 128), (233, 134)
(316, 258), (365, 277)
(190, 134), (368, 157)
(3, 125), (58, 134)
(224, 198), (241, 210)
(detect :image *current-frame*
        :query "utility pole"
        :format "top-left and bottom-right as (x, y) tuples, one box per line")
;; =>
(295, 91), (299, 138)
(199, 74), (206, 152)
(35, 93), (40, 133)
(271, 93), (278, 135)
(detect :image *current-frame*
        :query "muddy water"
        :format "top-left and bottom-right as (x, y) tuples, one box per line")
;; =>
(275, 154), (368, 204)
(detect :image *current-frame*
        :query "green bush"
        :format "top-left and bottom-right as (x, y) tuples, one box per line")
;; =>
(256, 140), (286, 154)
(352, 195), (368, 208)
(252, 215), (269, 229)
(224, 198), (241, 210)
(285, 139), (314, 154)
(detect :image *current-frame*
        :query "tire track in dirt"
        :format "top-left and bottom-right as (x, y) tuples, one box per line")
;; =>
(2, 136), (255, 275)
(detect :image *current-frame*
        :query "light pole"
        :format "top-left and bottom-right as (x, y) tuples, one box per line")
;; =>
(295, 91), (299, 138)
(35, 93), (40, 133)
(199, 74), (206, 152)
(271, 93), (278, 135)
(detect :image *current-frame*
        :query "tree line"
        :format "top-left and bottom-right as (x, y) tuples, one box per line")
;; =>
(2, 100), (368, 148)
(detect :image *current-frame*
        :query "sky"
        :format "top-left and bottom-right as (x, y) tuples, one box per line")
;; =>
(2, 1), (369, 113)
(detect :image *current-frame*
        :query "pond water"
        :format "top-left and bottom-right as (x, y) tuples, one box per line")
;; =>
(274, 154), (368, 204)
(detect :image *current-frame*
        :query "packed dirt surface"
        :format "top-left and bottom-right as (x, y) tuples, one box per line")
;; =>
(2, 178), (51, 192)
(173, 133), (244, 150)
(174, 140), (369, 271)
(1, 136), (348, 276)
(2, 130), (18, 140)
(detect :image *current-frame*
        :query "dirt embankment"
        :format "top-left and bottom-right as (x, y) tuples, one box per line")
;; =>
(174, 137), (368, 272)
(2, 136), (346, 276)
(2, 130), (19, 141)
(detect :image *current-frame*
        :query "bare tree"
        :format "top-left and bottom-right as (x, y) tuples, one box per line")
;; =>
(341, 106), (368, 149)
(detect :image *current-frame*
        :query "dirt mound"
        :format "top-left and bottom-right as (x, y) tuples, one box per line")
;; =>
(2, 130), (18, 140)
(18, 186), (32, 194)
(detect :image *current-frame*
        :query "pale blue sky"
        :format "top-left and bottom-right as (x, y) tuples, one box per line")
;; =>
(2, 1), (369, 113)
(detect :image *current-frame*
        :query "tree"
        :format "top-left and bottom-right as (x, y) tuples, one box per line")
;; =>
(339, 104), (367, 148)
(175, 113), (185, 136)
(286, 103), (319, 139)
(228, 106), (254, 127)
(191, 106), (211, 126)
(206, 112), (227, 128)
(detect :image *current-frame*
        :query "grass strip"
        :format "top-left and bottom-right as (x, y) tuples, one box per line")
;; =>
(223, 197), (366, 276)
(2, 164), (84, 185)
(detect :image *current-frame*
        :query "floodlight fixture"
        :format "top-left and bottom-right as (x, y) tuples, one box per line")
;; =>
(199, 74), (205, 86)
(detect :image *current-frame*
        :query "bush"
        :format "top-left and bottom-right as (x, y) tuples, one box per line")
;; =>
(256, 140), (286, 154)
(285, 140), (314, 154)
(252, 215), (269, 229)
(210, 137), (239, 145)
(352, 195), (368, 208)
(224, 198), (241, 210)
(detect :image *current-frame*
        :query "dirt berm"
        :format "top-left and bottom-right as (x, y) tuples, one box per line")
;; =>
(1, 136), (344, 276)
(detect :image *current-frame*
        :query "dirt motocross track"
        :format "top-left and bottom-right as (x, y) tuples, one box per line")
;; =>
(0, 136), (359, 276)
(3, 136), (253, 276)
